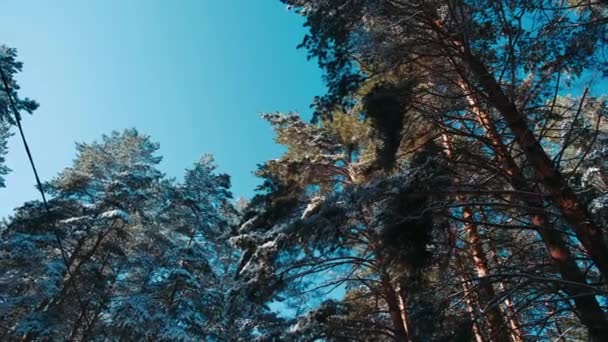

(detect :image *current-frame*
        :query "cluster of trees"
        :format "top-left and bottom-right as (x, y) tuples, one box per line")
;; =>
(234, 1), (608, 341)
(2, 0), (608, 341)
(0, 126), (286, 340)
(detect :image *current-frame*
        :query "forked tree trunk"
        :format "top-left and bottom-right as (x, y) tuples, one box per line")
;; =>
(381, 274), (411, 341)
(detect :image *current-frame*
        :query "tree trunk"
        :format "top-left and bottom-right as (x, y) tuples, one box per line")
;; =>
(462, 52), (608, 281)
(381, 275), (411, 341)
(456, 256), (486, 342)
(442, 134), (512, 342)
(442, 134), (511, 342)
(396, 285), (414, 342)
(463, 280), (486, 342)
(428, 13), (608, 281)
(486, 237), (524, 342)
(458, 82), (608, 341)
(463, 207), (511, 342)
(500, 287), (523, 342)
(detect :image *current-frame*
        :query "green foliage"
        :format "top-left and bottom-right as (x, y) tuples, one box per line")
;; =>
(363, 80), (415, 171)
(0, 129), (283, 341)
(4, 0), (608, 340)
(0, 122), (12, 187)
(0, 45), (38, 124)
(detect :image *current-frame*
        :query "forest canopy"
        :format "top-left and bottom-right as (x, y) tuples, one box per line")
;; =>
(2, 0), (608, 341)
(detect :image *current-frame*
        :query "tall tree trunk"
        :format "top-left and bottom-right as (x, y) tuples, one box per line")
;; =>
(499, 286), (523, 342)
(442, 134), (511, 342)
(428, 13), (608, 281)
(485, 235), (524, 342)
(457, 82), (608, 341)
(456, 256), (486, 342)
(396, 285), (414, 342)
(462, 280), (486, 342)
(462, 52), (608, 280)
(462, 207), (511, 342)
(381, 274), (411, 341)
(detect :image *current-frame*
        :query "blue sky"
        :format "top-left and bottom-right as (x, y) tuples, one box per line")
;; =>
(0, 0), (324, 217)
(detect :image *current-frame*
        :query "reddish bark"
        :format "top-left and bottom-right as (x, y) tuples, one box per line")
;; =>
(463, 53), (608, 281)
(443, 135), (511, 342)
(381, 275), (411, 341)
(459, 84), (608, 340)
(463, 207), (511, 342)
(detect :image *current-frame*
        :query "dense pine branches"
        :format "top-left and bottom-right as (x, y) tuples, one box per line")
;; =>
(243, 0), (608, 340)
(2, 1), (608, 340)
(0, 129), (285, 341)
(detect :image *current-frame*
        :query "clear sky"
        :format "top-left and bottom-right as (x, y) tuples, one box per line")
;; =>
(0, 0), (325, 217)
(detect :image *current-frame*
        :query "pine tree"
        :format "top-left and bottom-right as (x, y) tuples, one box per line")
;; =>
(0, 130), (281, 341)
(277, 1), (608, 339)
(0, 45), (38, 188)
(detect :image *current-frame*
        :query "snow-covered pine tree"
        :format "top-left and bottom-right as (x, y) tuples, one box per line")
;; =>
(1, 130), (281, 341)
